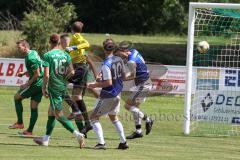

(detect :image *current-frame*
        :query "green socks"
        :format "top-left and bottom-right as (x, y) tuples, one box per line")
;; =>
(46, 115), (76, 135)
(75, 120), (84, 131)
(14, 100), (23, 124)
(46, 116), (56, 135)
(57, 115), (75, 133)
(27, 108), (38, 132)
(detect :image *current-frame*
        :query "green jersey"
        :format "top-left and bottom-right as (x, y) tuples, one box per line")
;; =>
(43, 49), (71, 94)
(25, 50), (43, 87)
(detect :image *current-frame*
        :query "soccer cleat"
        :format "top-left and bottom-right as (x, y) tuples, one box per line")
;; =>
(94, 143), (106, 150)
(67, 111), (81, 120)
(126, 132), (143, 139)
(146, 118), (154, 135)
(33, 137), (49, 146)
(76, 133), (85, 149)
(18, 130), (32, 136)
(9, 122), (24, 129)
(117, 142), (129, 150)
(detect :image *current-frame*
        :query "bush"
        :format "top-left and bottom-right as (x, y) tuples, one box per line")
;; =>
(21, 0), (76, 54)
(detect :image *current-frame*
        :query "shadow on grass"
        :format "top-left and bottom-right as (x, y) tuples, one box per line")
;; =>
(0, 142), (120, 150)
(0, 132), (18, 136)
(168, 133), (239, 139)
(0, 142), (36, 147)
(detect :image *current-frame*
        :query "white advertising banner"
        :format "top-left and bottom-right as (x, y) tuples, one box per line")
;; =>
(219, 68), (240, 91)
(0, 58), (28, 86)
(192, 90), (240, 124)
(150, 65), (187, 94)
(0, 58), (190, 95)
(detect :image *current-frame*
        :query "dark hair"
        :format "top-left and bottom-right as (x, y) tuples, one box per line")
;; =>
(16, 39), (30, 48)
(103, 38), (115, 51)
(118, 41), (133, 51)
(60, 33), (69, 39)
(49, 34), (60, 45)
(71, 21), (84, 33)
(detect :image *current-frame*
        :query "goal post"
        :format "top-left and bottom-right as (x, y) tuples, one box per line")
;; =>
(184, 2), (240, 135)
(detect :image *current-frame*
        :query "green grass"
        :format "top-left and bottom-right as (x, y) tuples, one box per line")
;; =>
(83, 33), (187, 45)
(0, 30), (22, 46)
(0, 87), (240, 160)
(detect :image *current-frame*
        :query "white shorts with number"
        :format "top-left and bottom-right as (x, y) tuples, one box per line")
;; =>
(93, 95), (120, 116)
(128, 79), (152, 104)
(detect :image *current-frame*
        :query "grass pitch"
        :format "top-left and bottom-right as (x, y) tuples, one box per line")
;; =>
(0, 87), (239, 160)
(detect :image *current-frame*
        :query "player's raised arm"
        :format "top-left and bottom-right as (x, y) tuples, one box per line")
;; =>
(66, 22), (90, 52)
(66, 38), (89, 52)
(75, 37), (90, 50)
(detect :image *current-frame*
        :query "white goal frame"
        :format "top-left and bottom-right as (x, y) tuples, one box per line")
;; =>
(183, 2), (240, 135)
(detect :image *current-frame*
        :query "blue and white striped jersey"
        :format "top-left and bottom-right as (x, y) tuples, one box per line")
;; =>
(128, 49), (149, 85)
(100, 55), (125, 98)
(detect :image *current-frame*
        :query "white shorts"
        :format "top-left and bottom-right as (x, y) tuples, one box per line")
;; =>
(93, 96), (120, 116)
(128, 79), (152, 104)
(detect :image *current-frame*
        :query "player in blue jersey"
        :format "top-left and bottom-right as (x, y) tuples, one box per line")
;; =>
(116, 41), (153, 139)
(87, 38), (129, 150)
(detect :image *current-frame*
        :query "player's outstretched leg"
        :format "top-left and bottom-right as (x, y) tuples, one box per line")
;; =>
(34, 108), (85, 148)
(19, 100), (40, 136)
(55, 110), (85, 148)
(9, 93), (24, 129)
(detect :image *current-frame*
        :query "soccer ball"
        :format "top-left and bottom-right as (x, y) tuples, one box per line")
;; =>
(197, 41), (209, 53)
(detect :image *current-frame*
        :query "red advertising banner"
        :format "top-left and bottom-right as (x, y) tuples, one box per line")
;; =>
(0, 58), (28, 86)
(150, 65), (186, 94)
(0, 58), (189, 94)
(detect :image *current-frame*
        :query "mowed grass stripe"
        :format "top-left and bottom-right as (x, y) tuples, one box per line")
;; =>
(0, 87), (240, 160)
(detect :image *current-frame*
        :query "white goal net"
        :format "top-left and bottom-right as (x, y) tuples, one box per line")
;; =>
(184, 3), (240, 136)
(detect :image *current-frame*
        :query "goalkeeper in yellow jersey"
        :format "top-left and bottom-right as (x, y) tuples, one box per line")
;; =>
(65, 21), (97, 136)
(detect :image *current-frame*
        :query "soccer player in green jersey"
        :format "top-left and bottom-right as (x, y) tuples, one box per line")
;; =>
(9, 40), (43, 136)
(59, 33), (82, 118)
(33, 34), (85, 148)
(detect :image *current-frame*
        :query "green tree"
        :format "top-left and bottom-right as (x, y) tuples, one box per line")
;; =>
(21, 0), (76, 53)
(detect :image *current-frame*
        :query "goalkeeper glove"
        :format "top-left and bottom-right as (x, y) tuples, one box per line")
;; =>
(66, 46), (78, 52)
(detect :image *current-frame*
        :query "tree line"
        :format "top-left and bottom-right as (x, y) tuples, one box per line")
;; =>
(0, 0), (239, 34)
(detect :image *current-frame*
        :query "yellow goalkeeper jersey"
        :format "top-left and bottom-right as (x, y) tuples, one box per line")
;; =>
(68, 33), (90, 64)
